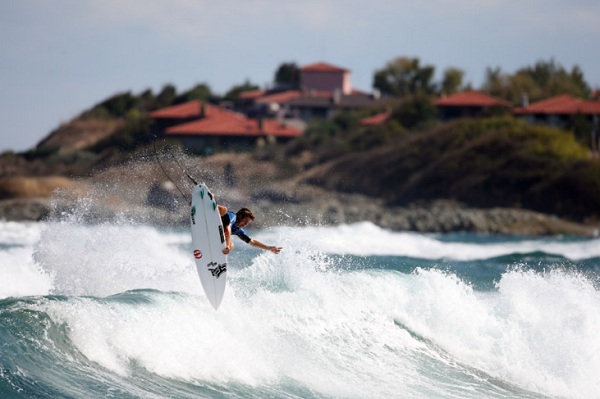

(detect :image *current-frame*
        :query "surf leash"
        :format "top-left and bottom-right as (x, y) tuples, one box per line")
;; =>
(172, 154), (199, 186)
(153, 135), (193, 205)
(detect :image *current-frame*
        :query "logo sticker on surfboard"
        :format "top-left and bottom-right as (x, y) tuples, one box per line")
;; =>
(193, 249), (202, 259)
(207, 261), (227, 278)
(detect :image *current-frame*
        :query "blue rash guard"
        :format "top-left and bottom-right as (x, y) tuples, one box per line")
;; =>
(221, 211), (251, 243)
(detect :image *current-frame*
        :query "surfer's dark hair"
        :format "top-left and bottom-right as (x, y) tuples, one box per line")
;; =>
(237, 208), (255, 221)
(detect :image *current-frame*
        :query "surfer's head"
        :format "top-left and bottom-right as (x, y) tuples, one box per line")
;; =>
(236, 208), (255, 227)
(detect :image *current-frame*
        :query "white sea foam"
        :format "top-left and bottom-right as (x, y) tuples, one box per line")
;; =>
(257, 221), (600, 260)
(0, 221), (51, 298)
(392, 267), (600, 398)
(32, 221), (199, 297)
(3, 220), (598, 300)
(25, 243), (600, 399)
(3, 220), (600, 398)
(0, 220), (44, 246)
(0, 245), (52, 298)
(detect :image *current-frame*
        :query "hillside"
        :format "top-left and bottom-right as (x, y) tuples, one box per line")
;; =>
(297, 117), (600, 223)
(1, 113), (599, 235)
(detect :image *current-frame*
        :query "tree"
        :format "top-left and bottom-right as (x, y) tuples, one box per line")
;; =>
(138, 89), (156, 112)
(481, 59), (591, 104)
(519, 59), (590, 99)
(483, 68), (542, 105)
(482, 67), (506, 97)
(373, 57), (436, 97)
(391, 92), (437, 130)
(155, 84), (177, 108)
(97, 92), (137, 118)
(224, 80), (259, 101)
(175, 83), (214, 104)
(440, 67), (465, 95)
(274, 62), (300, 90)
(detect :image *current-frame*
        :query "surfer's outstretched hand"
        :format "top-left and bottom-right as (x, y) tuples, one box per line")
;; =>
(269, 246), (282, 254)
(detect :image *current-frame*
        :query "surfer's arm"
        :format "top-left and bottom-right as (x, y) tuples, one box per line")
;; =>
(248, 238), (282, 254)
(220, 210), (234, 254)
(222, 225), (233, 254)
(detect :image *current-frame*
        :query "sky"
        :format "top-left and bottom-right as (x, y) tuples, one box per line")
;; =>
(1, 0), (600, 153)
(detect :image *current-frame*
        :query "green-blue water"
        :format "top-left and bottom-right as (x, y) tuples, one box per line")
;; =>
(1, 220), (600, 398)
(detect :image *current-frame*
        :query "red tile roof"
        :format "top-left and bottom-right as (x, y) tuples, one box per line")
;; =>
(513, 95), (600, 115)
(156, 101), (301, 138)
(360, 112), (391, 126)
(256, 90), (302, 104)
(301, 62), (348, 73)
(149, 100), (221, 119)
(149, 100), (302, 138)
(238, 89), (266, 100)
(167, 117), (302, 138)
(434, 91), (511, 107)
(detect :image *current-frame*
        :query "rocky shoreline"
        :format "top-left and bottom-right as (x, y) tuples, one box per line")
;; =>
(1, 182), (597, 237)
(1, 152), (598, 237)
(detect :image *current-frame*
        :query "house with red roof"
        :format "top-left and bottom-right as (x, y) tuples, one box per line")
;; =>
(239, 61), (390, 122)
(149, 100), (209, 133)
(300, 62), (352, 95)
(433, 91), (512, 121)
(513, 95), (600, 128)
(149, 100), (302, 152)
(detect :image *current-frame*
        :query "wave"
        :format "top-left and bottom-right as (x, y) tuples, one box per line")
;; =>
(2, 262), (600, 398)
(2, 220), (600, 398)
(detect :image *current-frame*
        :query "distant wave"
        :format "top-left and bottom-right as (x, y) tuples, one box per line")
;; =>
(256, 222), (600, 261)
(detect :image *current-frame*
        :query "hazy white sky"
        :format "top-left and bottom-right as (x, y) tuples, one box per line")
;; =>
(2, 0), (599, 152)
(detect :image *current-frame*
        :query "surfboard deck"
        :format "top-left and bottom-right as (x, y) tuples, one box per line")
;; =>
(190, 183), (227, 310)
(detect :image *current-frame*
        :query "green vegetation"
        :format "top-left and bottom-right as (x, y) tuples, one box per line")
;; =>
(223, 80), (259, 102)
(373, 57), (437, 97)
(7, 57), (598, 222)
(482, 59), (591, 104)
(294, 116), (599, 221)
(391, 93), (437, 130)
(274, 62), (300, 90)
(91, 109), (155, 154)
(52, 56), (599, 167)
(373, 57), (468, 97)
(440, 67), (465, 95)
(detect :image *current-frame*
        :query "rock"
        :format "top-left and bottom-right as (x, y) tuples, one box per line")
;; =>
(0, 176), (84, 199)
(0, 154), (596, 237)
(0, 198), (50, 221)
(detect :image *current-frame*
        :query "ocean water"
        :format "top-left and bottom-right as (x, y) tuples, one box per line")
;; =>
(1, 215), (600, 399)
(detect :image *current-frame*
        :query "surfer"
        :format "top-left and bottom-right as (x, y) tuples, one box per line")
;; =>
(218, 206), (282, 255)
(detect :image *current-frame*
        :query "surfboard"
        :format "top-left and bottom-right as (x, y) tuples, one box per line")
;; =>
(190, 183), (227, 310)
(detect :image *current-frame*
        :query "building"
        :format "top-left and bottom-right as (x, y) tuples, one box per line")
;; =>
(300, 62), (352, 95)
(513, 95), (600, 128)
(149, 100), (302, 152)
(433, 91), (512, 121)
(239, 61), (389, 122)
